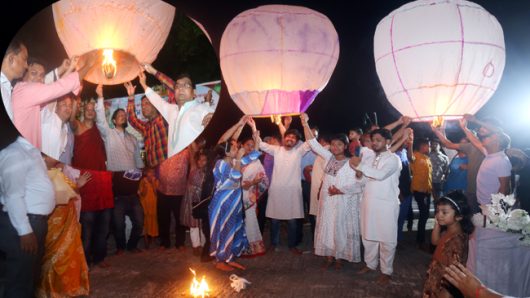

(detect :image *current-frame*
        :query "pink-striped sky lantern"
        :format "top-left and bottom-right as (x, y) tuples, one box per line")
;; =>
(374, 0), (505, 126)
(52, 0), (175, 85)
(220, 5), (340, 121)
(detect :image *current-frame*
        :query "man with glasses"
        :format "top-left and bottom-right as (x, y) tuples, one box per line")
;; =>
(141, 64), (214, 158)
(137, 68), (213, 251)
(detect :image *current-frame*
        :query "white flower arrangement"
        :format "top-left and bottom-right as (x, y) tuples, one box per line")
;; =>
(482, 193), (530, 246)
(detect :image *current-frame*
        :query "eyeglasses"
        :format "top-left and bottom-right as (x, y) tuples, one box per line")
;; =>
(175, 83), (192, 89)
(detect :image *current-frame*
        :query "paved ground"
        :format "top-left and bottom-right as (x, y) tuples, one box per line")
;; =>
(90, 216), (436, 298)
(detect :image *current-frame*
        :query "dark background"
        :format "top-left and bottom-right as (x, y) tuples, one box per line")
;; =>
(1, 0), (529, 149)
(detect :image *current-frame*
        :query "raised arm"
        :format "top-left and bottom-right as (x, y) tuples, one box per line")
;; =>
(299, 113), (315, 141)
(94, 84), (110, 137)
(464, 114), (502, 134)
(384, 116), (404, 132)
(391, 116), (411, 145)
(459, 119), (486, 154)
(431, 124), (460, 151)
(125, 82), (147, 135)
(13, 71), (82, 109)
(144, 63), (176, 103)
(138, 71), (177, 121)
(217, 115), (248, 145)
(390, 127), (412, 153)
(277, 115), (292, 138)
(248, 118), (260, 151)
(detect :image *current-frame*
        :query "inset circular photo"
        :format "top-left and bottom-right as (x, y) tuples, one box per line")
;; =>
(2, 0), (221, 169)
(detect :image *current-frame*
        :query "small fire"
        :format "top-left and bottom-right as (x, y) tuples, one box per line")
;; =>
(102, 49), (117, 79)
(189, 268), (210, 297)
(432, 115), (444, 128)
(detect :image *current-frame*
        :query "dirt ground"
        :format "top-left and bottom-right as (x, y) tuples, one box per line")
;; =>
(89, 218), (435, 298)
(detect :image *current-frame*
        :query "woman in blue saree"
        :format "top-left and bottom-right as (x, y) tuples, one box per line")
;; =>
(209, 138), (261, 271)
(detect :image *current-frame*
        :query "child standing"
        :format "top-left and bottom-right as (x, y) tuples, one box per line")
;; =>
(423, 191), (475, 297)
(138, 167), (159, 249)
(181, 151), (208, 256)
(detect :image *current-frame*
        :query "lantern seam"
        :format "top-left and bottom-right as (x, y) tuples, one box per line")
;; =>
(386, 82), (496, 98)
(441, 4), (467, 116)
(390, 14), (419, 118)
(375, 40), (505, 63)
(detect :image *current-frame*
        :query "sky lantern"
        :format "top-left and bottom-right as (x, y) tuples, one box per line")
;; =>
(220, 5), (340, 118)
(52, 0), (175, 85)
(374, 0), (505, 123)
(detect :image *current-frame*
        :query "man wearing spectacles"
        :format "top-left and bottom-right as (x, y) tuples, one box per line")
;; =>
(141, 64), (215, 158)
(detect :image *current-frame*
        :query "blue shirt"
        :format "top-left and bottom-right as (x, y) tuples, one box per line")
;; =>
(444, 155), (468, 193)
(300, 151), (316, 181)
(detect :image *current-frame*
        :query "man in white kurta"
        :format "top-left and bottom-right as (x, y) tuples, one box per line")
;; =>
(258, 129), (310, 253)
(350, 128), (401, 283)
(138, 71), (214, 157)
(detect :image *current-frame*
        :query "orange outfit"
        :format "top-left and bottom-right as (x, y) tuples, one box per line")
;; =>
(138, 178), (159, 237)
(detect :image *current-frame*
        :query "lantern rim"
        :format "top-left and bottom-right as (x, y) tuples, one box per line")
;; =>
(412, 115), (463, 122)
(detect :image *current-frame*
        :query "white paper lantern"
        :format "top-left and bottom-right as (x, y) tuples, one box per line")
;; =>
(52, 0), (175, 85)
(220, 5), (339, 117)
(374, 0), (505, 121)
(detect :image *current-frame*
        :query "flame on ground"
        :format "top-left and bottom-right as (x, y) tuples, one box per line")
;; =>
(189, 268), (210, 297)
(102, 49), (117, 79)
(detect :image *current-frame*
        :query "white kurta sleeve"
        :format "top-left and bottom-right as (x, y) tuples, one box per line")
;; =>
(259, 142), (279, 156)
(95, 97), (111, 138)
(358, 154), (401, 181)
(144, 87), (178, 122)
(297, 141), (311, 156)
(308, 138), (332, 161)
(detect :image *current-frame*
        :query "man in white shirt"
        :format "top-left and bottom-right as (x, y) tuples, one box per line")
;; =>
(250, 117), (311, 255)
(1, 40), (28, 120)
(94, 84), (145, 254)
(138, 70), (214, 157)
(0, 137), (55, 297)
(476, 131), (512, 220)
(350, 128), (402, 284)
(41, 93), (74, 161)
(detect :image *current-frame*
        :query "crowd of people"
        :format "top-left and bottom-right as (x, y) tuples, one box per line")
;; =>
(1, 39), (529, 298)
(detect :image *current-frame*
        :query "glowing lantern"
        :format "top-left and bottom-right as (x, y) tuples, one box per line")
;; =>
(52, 0), (175, 85)
(374, 0), (505, 121)
(189, 268), (210, 298)
(220, 5), (339, 117)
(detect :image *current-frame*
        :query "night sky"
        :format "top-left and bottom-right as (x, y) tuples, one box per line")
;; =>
(1, 0), (529, 149)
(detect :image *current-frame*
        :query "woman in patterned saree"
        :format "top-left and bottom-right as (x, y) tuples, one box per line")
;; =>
(208, 135), (261, 272)
(38, 156), (91, 297)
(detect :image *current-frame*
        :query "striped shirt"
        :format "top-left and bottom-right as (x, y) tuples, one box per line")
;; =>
(96, 98), (144, 171)
(127, 99), (168, 167)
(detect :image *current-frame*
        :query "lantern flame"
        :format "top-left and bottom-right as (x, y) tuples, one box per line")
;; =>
(102, 49), (117, 79)
(189, 268), (210, 298)
(431, 116), (445, 128)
